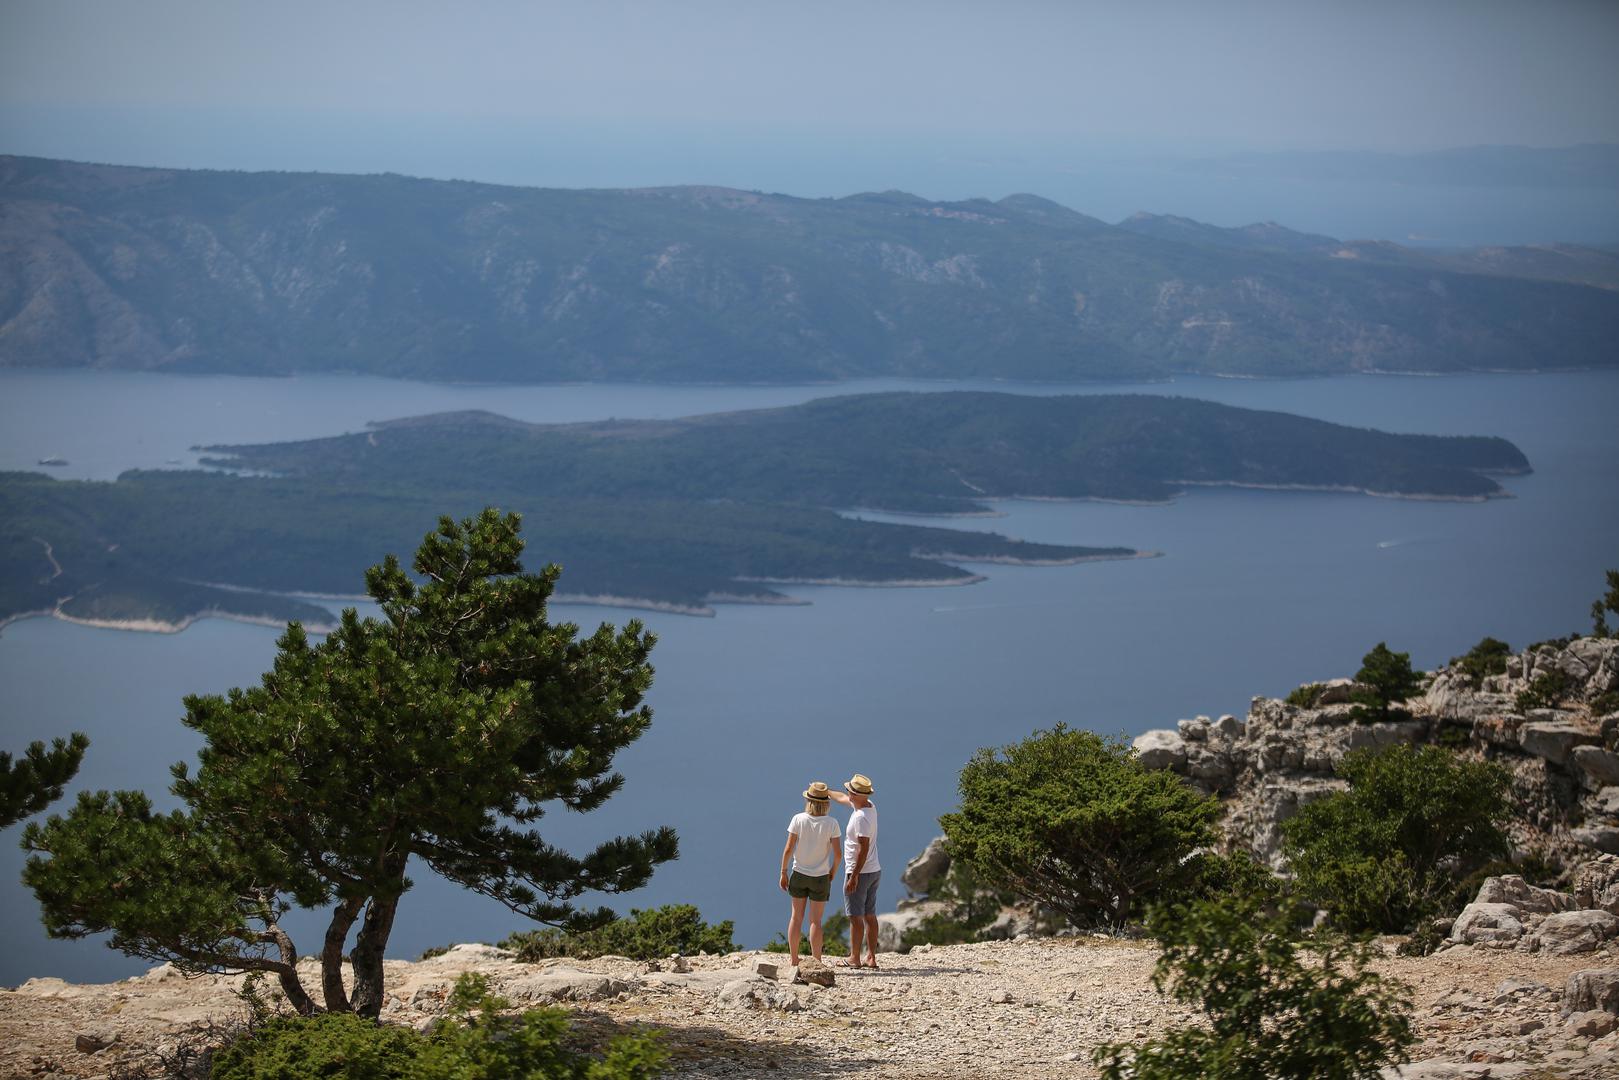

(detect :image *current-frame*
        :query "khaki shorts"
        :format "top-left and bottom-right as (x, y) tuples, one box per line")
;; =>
(788, 871), (832, 902)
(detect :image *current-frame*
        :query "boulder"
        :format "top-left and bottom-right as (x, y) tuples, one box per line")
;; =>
(1474, 874), (1575, 914)
(794, 957), (835, 987)
(1524, 909), (1619, 954)
(1563, 969), (1619, 1015)
(1313, 679), (1360, 706)
(1177, 717), (1209, 741)
(1573, 825), (1619, 854)
(901, 836), (951, 896)
(1132, 729), (1186, 772)
(75, 1030), (117, 1054)
(505, 970), (638, 1003)
(1449, 902), (1527, 945)
(1472, 714), (1523, 749)
(1213, 713), (1245, 738)
(1572, 746), (1619, 791)
(1566, 1010), (1618, 1037)
(1595, 788), (1619, 817)
(718, 976), (805, 1011)
(877, 901), (946, 952)
(752, 959), (781, 980)
(1573, 856), (1619, 915)
(1519, 721), (1600, 766)
(1345, 719), (1428, 752)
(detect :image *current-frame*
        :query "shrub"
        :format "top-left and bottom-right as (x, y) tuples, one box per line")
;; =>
(1349, 642), (1424, 723)
(939, 725), (1220, 928)
(501, 905), (733, 962)
(897, 860), (1020, 949)
(1094, 894), (1414, 1080)
(1450, 637), (1512, 685)
(764, 911), (850, 956)
(1285, 683), (1324, 707)
(1170, 849), (1285, 908)
(210, 972), (667, 1080)
(1281, 745), (1511, 933)
(1593, 568), (1619, 638)
(1516, 670), (1574, 712)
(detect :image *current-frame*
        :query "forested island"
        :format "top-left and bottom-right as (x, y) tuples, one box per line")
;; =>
(4, 154), (1617, 382)
(1, 392), (1526, 628)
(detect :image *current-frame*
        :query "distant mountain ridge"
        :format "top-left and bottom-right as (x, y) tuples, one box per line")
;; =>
(2, 154), (1617, 382)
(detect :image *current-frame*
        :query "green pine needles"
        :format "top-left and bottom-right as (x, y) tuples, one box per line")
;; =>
(1, 732), (88, 829)
(22, 509), (677, 1017)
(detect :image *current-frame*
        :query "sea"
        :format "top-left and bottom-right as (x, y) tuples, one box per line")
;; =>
(1, 367), (1616, 985)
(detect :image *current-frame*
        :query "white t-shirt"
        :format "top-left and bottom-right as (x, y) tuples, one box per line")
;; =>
(843, 804), (880, 874)
(788, 812), (841, 876)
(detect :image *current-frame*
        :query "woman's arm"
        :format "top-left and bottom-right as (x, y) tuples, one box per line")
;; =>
(780, 834), (798, 892)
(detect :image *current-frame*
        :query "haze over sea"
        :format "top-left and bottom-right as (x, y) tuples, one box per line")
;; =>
(2, 368), (1616, 984)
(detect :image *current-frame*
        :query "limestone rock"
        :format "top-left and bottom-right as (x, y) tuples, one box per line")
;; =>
(1475, 874), (1575, 915)
(1519, 721), (1600, 766)
(1131, 729), (1186, 771)
(1572, 825), (1619, 854)
(717, 975), (805, 1011)
(1450, 903), (1526, 945)
(1563, 969), (1619, 1015)
(1524, 909), (1619, 954)
(1573, 855), (1619, 915)
(752, 960), (781, 980)
(1566, 1009), (1618, 1037)
(504, 970), (638, 1003)
(901, 836), (951, 896)
(74, 1030), (116, 1054)
(794, 957), (835, 987)
(1572, 746), (1619, 791)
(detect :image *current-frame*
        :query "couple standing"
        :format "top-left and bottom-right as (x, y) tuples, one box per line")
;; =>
(778, 774), (881, 969)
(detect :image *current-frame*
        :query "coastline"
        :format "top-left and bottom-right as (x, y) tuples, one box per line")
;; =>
(911, 549), (1158, 567)
(1166, 479), (1507, 503)
(33, 607), (339, 636)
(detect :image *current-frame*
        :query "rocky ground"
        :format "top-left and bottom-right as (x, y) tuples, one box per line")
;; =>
(4, 935), (1619, 1080)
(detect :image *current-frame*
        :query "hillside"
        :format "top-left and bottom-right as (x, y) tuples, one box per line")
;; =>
(0, 392), (1526, 627)
(4, 155), (1618, 381)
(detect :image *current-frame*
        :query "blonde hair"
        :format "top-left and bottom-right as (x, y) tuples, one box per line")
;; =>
(805, 798), (829, 817)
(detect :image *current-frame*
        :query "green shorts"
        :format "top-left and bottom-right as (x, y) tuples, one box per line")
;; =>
(788, 870), (832, 902)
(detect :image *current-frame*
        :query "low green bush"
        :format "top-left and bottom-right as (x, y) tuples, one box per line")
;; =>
(1450, 637), (1511, 685)
(941, 725), (1220, 928)
(1516, 670), (1574, 712)
(1281, 745), (1511, 933)
(1285, 683), (1323, 707)
(1094, 893), (1413, 1079)
(500, 905), (733, 962)
(209, 974), (667, 1080)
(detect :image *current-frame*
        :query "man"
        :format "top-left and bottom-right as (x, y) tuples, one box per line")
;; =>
(829, 773), (880, 969)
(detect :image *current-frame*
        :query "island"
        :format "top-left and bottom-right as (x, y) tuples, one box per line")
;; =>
(0, 392), (1528, 630)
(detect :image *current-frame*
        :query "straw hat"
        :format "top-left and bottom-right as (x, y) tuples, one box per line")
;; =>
(803, 781), (832, 802)
(844, 774), (874, 796)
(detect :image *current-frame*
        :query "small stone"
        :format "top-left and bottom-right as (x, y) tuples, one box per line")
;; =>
(1517, 1018), (1546, 1035)
(668, 953), (690, 973)
(794, 957), (835, 987)
(987, 989), (1014, 1004)
(752, 959), (781, 980)
(1568, 1010), (1619, 1037)
(74, 1031), (116, 1054)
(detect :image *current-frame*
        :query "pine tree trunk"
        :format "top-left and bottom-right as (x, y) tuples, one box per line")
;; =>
(349, 881), (404, 1019)
(320, 896), (364, 1013)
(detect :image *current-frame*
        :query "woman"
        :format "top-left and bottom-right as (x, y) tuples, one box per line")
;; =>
(779, 781), (842, 965)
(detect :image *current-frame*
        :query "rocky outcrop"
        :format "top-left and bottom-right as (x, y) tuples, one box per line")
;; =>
(1131, 637), (1619, 869)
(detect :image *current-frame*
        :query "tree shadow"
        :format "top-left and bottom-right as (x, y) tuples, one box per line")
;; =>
(567, 1010), (879, 1075)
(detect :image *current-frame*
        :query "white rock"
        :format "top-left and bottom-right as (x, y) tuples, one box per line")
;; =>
(504, 970), (638, 1003)
(1525, 909), (1619, 954)
(1573, 747), (1619, 791)
(1450, 902), (1526, 945)
(901, 836), (951, 895)
(1564, 969), (1619, 1015)
(1475, 874), (1575, 914)
(1131, 729), (1186, 771)
(1519, 721), (1600, 766)
(1574, 856), (1619, 915)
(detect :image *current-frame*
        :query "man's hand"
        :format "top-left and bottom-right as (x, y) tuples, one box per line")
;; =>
(780, 872), (790, 893)
(844, 873), (857, 894)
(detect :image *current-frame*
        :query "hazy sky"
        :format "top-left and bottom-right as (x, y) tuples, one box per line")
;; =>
(5, 0), (1618, 151)
(3, 0), (1618, 244)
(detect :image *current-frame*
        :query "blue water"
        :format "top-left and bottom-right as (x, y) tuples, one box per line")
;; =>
(1, 369), (1616, 985)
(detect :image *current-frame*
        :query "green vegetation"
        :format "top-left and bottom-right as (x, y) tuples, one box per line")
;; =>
(897, 860), (1023, 949)
(940, 725), (1220, 928)
(1, 732), (87, 829)
(6, 155), (1618, 381)
(500, 905), (734, 962)
(1281, 745), (1512, 933)
(1592, 568), (1619, 638)
(22, 511), (677, 1017)
(1451, 636), (1512, 684)
(1094, 893), (1413, 1079)
(1349, 642), (1425, 723)
(0, 390), (1530, 626)
(210, 973), (665, 1080)
(1517, 670), (1575, 711)
(1285, 682), (1324, 707)
(765, 912), (851, 957)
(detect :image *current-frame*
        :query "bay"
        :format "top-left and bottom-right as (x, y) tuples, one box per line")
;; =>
(1, 368), (1616, 985)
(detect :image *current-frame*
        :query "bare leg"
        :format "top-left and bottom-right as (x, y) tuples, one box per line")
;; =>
(807, 899), (827, 962)
(787, 895), (807, 965)
(847, 905), (865, 967)
(861, 915), (880, 968)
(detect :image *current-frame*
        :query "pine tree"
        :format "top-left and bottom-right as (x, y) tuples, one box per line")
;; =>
(1, 733), (88, 829)
(23, 510), (677, 1016)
